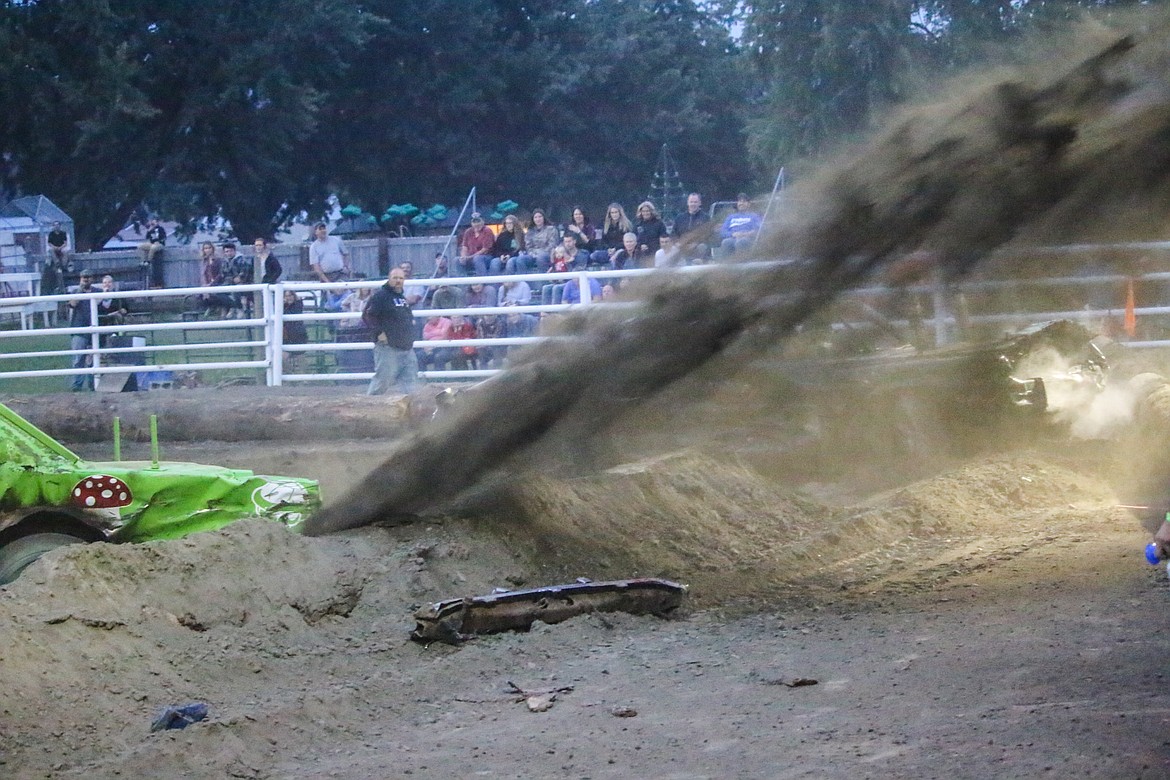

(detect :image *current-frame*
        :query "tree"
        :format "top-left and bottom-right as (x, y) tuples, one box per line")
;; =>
(740, 1), (915, 169)
(737, 0), (1165, 174)
(322, 0), (752, 223)
(0, 0), (368, 248)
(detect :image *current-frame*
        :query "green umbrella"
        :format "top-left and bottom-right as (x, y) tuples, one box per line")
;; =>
(496, 199), (519, 213)
(341, 204), (363, 218)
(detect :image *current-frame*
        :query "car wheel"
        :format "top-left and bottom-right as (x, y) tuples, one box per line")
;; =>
(0, 533), (88, 585)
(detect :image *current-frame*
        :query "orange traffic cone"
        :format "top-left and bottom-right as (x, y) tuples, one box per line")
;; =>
(1124, 278), (1137, 338)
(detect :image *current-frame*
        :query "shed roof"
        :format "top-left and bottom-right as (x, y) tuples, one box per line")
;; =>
(0, 195), (71, 225)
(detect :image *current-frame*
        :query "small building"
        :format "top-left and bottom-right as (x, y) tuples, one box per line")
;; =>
(0, 195), (74, 270)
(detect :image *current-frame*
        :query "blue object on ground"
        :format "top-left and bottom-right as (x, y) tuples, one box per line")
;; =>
(1146, 542), (1161, 566)
(150, 702), (209, 732)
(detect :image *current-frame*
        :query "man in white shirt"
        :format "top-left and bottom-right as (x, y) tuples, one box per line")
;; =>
(309, 223), (350, 283)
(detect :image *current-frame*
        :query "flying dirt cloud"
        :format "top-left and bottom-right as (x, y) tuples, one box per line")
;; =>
(305, 13), (1170, 535)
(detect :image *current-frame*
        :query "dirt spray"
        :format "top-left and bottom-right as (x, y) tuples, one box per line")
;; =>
(306, 14), (1170, 535)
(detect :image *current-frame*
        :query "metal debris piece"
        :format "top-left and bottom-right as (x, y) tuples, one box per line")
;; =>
(412, 577), (687, 643)
(150, 702), (209, 732)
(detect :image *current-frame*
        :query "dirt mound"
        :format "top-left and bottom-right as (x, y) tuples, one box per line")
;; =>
(0, 520), (364, 698)
(474, 450), (1116, 606)
(865, 455), (1115, 534)
(0, 444), (1125, 777)
(477, 451), (837, 604)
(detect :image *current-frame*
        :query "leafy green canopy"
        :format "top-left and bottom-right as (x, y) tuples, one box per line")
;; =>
(0, 0), (1152, 247)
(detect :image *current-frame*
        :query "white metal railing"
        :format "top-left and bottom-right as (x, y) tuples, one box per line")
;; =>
(0, 269), (637, 390)
(3, 258), (1170, 392)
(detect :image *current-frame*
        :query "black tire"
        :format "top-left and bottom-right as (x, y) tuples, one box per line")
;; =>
(0, 533), (88, 585)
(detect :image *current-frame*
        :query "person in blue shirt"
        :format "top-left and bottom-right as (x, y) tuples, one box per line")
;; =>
(718, 193), (762, 258)
(561, 274), (603, 305)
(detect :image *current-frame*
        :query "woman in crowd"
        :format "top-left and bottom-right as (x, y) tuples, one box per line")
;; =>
(634, 201), (668, 255)
(565, 207), (598, 267)
(595, 203), (632, 267)
(512, 208), (558, 274)
(198, 241), (231, 318)
(417, 314), (454, 371)
(492, 213), (526, 273)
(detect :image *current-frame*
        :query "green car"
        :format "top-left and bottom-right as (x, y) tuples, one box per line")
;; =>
(0, 402), (321, 584)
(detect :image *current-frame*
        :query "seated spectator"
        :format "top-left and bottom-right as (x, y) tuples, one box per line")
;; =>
(464, 281), (496, 308)
(541, 246), (573, 306)
(491, 214), (525, 274)
(560, 232), (589, 270)
(430, 283), (464, 311)
(512, 208), (558, 275)
(498, 278), (532, 307)
(45, 221), (71, 291)
(457, 212), (498, 276)
(634, 201), (668, 255)
(719, 193), (763, 258)
(674, 192), (711, 263)
(138, 218), (166, 284)
(654, 233), (683, 268)
(476, 313), (506, 368)
(448, 314), (479, 370)
(562, 273), (603, 305)
(536, 311), (563, 335)
(611, 232), (647, 271)
(335, 280), (375, 373)
(506, 310), (538, 336)
(48, 221), (69, 266)
(416, 314), (454, 371)
(565, 206), (598, 263)
(282, 289), (308, 368)
(337, 277), (372, 333)
(601, 283), (619, 301)
(595, 203), (632, 267)
(421, 253), (451, 306)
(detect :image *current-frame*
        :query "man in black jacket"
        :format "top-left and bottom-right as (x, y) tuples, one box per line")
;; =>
(363, 267), (418, 395)
(673, 192), (711, 264)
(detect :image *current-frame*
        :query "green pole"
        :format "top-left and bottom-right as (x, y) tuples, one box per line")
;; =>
(113, 417), (121, 462)
(150, 415), (159, 469)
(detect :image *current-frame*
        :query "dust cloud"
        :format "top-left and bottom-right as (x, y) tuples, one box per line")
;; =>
(306, 12), (1170, 535)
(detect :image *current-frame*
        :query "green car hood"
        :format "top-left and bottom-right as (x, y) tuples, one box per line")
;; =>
(0, 403), (320, 542)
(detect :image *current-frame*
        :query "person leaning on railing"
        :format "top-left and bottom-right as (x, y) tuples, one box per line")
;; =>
(66, 270), (96, 392)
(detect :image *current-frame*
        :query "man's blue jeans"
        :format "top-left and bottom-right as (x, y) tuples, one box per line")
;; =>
(70, 334), (93, 391)
(367, 343), (418, 395)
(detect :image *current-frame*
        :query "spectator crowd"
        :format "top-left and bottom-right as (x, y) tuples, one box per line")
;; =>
(359, 192), (762, 385)
(62, 193), (763, 393)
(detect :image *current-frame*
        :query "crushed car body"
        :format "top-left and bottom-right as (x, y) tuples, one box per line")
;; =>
(412, 577), (688, 643)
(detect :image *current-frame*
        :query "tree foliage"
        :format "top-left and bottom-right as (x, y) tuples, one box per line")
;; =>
(0, 0), (367, 248)
(324, 0), (751, 224)
(737, 0), (1166, 172)
(1, 0), (1162, 248)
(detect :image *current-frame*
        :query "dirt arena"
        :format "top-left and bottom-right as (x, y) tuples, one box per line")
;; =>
(2, 376), (1169, 780)
(14, 13), (1170, 777)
